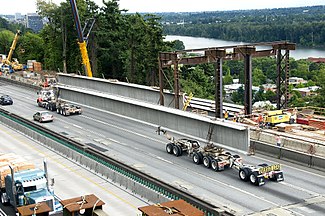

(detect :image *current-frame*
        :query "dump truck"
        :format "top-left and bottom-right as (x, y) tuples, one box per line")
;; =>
(0, 153), (62, 214)
(158, 127), (284, 186)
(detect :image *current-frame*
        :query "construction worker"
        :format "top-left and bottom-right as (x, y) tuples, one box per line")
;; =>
(276, 135), (282, 147)
(257, 114), (264, 128)
(224, 110), (229, 120)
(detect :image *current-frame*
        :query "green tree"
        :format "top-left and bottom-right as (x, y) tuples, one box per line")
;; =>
(223, 68), (233, 85)
(252, 68), (266, 86)
(0, 30), (15, 55)
(18, 32), (44, 63)
(231, 86), (244, 104)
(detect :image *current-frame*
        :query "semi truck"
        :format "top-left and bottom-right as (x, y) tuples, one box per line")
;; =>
(37, 88), (82, 116)
(0, 153), (62, 214)
(158, 127), (284, 186)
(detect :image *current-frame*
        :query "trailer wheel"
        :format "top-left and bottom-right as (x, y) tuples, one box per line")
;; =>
(239, 168), (250, 182)
(271, 172), (284, 182)
(192, 152), (202, 165)
(211, 160), (219, 171)
(166, 143), (174, 154)
(249, 171), (259, 186)
(173, 145), (182, 157)
(57, 108), (60, 113)
(203, 156), (211, 168)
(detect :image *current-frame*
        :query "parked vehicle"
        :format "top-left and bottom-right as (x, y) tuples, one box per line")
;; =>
(0, 95), (13, 105)
(0, 153), (62, 214)
(33, 111), (54, 122)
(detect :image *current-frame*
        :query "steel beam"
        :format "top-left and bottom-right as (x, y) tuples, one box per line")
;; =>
(173, 59), (180, 109)
(234, 46), (256, 115)
(276, 49), (290, 109)
(158, 57), (164, 106)
(205, 50), (226, 118)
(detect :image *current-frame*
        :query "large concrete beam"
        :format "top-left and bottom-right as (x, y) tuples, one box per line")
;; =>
(58, 85), (250, 153)
(57, 73), (180, 108)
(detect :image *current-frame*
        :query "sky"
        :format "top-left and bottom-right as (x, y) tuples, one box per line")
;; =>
(1, 0), (325, 15)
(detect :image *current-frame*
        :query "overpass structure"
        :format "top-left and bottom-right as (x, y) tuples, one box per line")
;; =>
(158, 41), (296, 117)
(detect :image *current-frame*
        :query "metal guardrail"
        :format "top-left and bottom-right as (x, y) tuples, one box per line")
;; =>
(0, 108), (233, 216)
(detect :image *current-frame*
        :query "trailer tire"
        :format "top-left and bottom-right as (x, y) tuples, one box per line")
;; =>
(56, 108), (60, 113)
(271, 172), (284, 182)
(239, 168), (250, 182)
(249, 171), (260, 186)
(173, 145), (182, 157)
(166, 143), (174, 154)
(192, 152), (203, 165)
(211, 160), (219, 171)
(203, 156), (211, 168)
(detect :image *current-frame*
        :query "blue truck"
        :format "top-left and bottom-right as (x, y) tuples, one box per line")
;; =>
(0, 158), (62, 214)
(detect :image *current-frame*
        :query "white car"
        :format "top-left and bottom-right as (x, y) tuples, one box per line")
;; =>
(33, 111), (54, 123)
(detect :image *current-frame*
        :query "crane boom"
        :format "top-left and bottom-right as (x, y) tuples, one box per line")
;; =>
(69, 0), (93, 77)
(3, 30), (21, 65)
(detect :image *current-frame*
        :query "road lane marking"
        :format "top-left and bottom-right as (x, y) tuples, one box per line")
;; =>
(1, 126), (142, 210)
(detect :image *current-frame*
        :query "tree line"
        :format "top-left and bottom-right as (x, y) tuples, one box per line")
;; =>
(162, 5), (325, 47)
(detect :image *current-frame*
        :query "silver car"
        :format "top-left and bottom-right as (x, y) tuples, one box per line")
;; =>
(33, 111), (54, 123)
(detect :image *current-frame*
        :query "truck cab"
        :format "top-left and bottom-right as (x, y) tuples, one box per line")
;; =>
(3, 168), (60, 213)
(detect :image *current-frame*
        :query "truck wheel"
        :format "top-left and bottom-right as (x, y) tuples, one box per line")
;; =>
(239, 168), (250, 182)
(211, 160), (219, 171)
(0, 192), (8, 205)
(203, 156), (211, 168)
(272, 172), (284, 182)
(192, 152), (202, 165)
(166, 143), (174, 154)
(173, 145), (182, 157)
(57, 108), (60, 113)
(249, 171), (260, 186)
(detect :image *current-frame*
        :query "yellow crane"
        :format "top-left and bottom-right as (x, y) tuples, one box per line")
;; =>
(1, 30), (23, 72)
(69, 0), (93, 77)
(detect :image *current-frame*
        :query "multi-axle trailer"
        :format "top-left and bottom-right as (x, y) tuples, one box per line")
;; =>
(159, 128), (284, 186)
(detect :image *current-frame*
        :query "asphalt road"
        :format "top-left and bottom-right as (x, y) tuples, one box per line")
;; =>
(1, 81), (325, 215)
(0, 116), (148, 215)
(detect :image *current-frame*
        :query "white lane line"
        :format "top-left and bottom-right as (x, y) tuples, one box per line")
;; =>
(279, 181), (319, 196)
(73, 124), (82, 129)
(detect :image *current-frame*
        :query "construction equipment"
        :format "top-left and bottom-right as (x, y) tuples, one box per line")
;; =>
(69, 0), (94, 77)
(1, 30), (24, 73)
(263, 110), (290, 126)
(0, 153), (62, 214)
(157, 127), (284, 186)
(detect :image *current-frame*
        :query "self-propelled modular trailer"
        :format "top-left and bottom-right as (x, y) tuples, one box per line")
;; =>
(160, 129), (284, 186)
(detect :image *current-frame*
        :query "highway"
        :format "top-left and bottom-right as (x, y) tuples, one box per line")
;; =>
(0, 119), (148, 215)
(1, 80), (325, 215)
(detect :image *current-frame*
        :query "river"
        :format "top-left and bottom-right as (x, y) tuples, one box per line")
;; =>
(165, 35), (325, 60)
